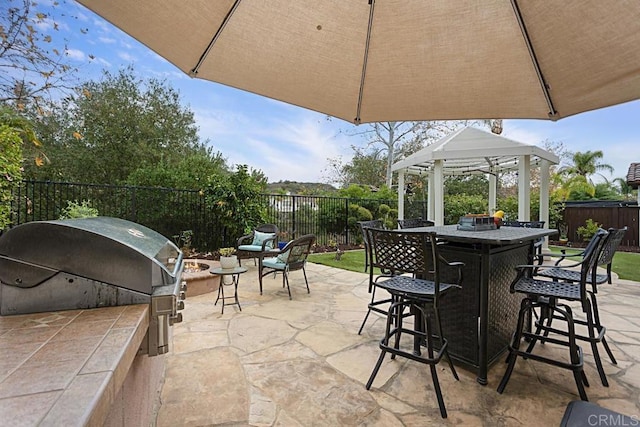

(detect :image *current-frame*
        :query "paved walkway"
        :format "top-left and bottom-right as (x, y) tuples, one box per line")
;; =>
(157, 261), (640, 426)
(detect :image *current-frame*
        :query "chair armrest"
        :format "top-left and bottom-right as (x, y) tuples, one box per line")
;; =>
(237, 233), (253, 247)
(261, 236), (278, 251)
(554, 249), (585, 266)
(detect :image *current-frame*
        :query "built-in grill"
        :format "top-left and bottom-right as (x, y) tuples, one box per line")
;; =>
(0, 216), (186, 356)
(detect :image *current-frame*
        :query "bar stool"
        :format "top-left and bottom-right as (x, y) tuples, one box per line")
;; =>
(497, 229), (609, 401)
(533, 227), (627, 386)
(364, 228), (464, 418)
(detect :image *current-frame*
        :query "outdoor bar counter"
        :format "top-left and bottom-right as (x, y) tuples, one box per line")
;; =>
(408, 224), (557, 384)
(0, 304), (162, 426)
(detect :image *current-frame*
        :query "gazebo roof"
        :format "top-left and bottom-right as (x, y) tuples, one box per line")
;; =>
(391, 126), (559, 176)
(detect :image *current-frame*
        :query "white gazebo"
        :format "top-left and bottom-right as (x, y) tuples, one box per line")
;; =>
(392, 126), (559, 230)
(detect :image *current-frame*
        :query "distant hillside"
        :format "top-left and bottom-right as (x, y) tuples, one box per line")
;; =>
(267, 181), (337, 195)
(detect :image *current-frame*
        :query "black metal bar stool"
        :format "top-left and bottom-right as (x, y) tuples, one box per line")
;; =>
(533, 226), (627, 386)
(364, 228), (464, 418)
(497, 229), (610, 401)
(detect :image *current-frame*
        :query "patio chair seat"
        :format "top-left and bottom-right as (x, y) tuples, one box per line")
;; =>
(238, 244), (278, 254)
(261, 257), (286, 269)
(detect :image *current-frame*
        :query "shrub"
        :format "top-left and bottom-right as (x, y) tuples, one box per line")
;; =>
(58, 200), (99, 219)
(576, 218), (600, 241)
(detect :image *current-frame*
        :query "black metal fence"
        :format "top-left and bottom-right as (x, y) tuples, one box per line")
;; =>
(10, 180), (428, 252)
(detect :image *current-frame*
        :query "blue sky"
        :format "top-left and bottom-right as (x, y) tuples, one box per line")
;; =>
(42, 1), (640, 185)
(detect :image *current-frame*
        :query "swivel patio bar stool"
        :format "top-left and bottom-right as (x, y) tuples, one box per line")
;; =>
(364, 228), (464, 418)
(497, 229), (609, 401)
(531, 227), (627, 386)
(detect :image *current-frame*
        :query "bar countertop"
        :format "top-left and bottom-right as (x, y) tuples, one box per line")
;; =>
(0, 304), (149, 426)
(408, 224), (558, 245)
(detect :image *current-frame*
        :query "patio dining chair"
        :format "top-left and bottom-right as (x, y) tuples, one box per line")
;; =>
(364, 228), (464, 419)
(236, 224), (279, 266)
(258, 234), (315, 299)
(397, 218), (435, 229)
(497, 229), (609, 400)
(357, 220), (384, 272)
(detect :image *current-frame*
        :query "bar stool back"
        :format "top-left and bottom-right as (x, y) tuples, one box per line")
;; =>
(364, 228), (464, 418)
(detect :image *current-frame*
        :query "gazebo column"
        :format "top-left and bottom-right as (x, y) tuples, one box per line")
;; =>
(434, 160), (444, 225)
(540, 159), (551, 249)
(428, 172), (435, 222)
(518, 155), (531, 221)
(397, 169), (405, 223)
(488, 171), (497, 215)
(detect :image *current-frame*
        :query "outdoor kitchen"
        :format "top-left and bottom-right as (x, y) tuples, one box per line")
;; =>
(0, 217), (186, 425)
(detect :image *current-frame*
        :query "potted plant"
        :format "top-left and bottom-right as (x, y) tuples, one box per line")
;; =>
(218, 247), (238, 269)
(558, 223), (569, 245)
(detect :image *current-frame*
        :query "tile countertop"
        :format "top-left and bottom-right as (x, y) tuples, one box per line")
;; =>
(0, 304), (149, 426)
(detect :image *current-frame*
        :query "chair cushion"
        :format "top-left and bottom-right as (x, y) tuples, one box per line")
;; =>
(238, 244), (264, 253)
(277, 250), (290, 263)
(252, 231), (276, 248)
(262, 257), (286, 270)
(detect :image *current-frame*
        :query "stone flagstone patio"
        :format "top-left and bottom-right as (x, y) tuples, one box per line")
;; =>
(157, 261), (640, 426)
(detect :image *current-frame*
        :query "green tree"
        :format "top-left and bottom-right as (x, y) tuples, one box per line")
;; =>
(324, 146), (387, 188)
(563, 150), (614, 181)
(126, 147), (228, 190)
(1, 0), (84, 111)
(0, 124), (23, 229)
(27, 67), (204, 184)
(613, 177), (635, 201)
(204, 165), (269, 246)
(445, 175), (489, 197)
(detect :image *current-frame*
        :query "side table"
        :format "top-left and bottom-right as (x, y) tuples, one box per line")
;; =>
(211, 266), (248, 313)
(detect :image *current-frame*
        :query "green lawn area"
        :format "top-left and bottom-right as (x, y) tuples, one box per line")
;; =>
(309, 247), (640, 283)
(308, 249), (379, 274)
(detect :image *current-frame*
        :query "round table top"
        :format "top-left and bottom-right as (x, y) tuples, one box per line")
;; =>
(211, 266), (248, 275)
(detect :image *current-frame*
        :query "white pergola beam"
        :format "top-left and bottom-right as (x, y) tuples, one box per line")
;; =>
(434, 160), (444, 225)
(518, 155), (531, 221)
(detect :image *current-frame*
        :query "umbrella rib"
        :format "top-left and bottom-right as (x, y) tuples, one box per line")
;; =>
(355, 0), (376, 125)
(510, 0), (558, 119)
(190, 0), (243, 76)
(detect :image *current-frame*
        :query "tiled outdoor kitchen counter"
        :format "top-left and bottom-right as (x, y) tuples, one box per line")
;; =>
(0, 304), (160, 426)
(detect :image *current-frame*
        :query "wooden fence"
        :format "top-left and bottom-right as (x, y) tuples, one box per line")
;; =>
(563, 205), (639, 247)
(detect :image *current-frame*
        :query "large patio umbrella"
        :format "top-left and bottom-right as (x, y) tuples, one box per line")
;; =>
(77, 0), (640, 125)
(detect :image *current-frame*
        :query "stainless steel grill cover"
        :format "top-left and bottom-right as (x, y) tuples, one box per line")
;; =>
(0, 216), (186, 356)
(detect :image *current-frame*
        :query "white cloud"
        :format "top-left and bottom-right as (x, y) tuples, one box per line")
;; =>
(118, 51), (136, 62)
(98, 37), (117, 44)
(65, 48), (85, 61)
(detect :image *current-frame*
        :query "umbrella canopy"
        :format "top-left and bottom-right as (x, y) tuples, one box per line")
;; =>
(77, 0), (640, 124)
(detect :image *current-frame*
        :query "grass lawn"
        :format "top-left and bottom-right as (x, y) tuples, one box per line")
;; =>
(308, 249), (381, 275)
(309, 247), (640, 283)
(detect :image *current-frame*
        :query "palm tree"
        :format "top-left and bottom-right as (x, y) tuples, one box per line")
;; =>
(557, 150), (614, 200)
(613, 177), (635, 200)
(561, 150), (614, 183)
